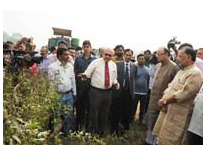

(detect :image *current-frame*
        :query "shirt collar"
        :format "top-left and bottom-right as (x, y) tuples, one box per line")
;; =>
(124, 61), (130, 65)
(82, 53), (95, 59)
(182, 63), (195, 71)
(57, 60), (70, 67)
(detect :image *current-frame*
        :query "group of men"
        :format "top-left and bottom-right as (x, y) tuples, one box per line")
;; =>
(39, 39), (203, 144)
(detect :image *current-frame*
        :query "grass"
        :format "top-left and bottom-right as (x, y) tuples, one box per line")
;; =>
(48, 121), (147, 145)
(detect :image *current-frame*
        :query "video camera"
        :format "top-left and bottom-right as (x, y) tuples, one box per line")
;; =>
(167, 36), (181, 50)
(167, 36), (181, 62)
(3, 49), (43, 70)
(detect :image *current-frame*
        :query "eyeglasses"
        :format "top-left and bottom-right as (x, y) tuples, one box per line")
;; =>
(104, 53), (112, 57)
(156, 52), (166, 56)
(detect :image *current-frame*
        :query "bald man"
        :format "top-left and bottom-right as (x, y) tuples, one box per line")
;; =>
(145, 47), (180, 144)
(82, 47), (119, 136)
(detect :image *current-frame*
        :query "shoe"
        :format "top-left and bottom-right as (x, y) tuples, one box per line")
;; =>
(144, 141), (151, 145)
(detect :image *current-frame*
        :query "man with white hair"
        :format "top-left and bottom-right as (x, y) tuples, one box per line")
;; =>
(81, 47), (119, 136)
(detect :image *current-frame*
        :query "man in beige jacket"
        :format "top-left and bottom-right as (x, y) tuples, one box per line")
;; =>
(153, 46), (203, 145)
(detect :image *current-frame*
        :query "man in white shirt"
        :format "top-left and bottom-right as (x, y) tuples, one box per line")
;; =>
(48, 47), (76, 135)
(38, 46), (51, 75)
(82, 47), (119, 136)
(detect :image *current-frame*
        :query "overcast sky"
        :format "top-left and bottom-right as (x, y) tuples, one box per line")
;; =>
(3, 0), (209, 53)
(2, 1), (209, 53)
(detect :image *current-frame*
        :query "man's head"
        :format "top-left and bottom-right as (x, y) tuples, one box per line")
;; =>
(177, 47), (196, 69)
(178, 43), (193, 50)
(197, 48), (203, 60)
(99, 48), (104, 57)
(124, 49), (133, 62)
(58, 40), (67, 49)
(156, 47), (170, 63)
(114, 45), (124, 58)
(102, 47), (114, 62)
(82, 40), (92, 54)
(18, 42), (26, 51)
(144, 49), (151, 61)
(137, 54), (145, 66)
(6, 41), (14, 50)
(57, 48), (69, 64)
(40, 46), (48, 58)
(50, 46), (57, 54)
(68, 47), (76, 59)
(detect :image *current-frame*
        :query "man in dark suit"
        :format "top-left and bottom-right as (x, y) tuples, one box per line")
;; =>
(111, 48), (137, 134)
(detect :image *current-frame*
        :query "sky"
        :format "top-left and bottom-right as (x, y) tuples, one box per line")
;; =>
(2, 0), (210, 54)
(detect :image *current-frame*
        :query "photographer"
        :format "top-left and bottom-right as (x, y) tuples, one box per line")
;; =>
(15, 37), (36, 51)
(3, 37), (42, 76)
(167, 36), (181, 62)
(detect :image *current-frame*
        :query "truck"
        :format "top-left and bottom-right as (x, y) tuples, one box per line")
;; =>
(48, 27), (79, 50)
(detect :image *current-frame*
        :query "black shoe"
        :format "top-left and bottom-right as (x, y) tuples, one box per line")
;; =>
(144, 142), (151, 145)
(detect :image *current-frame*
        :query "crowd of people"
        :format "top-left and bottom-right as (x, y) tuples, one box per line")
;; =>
(3, 37), (203, 145)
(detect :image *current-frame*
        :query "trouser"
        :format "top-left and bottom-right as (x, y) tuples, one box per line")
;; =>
(145, 110), (159, 144)
(75, 88), (90, 130)
(111, 90), (132, 134)
(188, 131), (203, 145)
(88, 87), (112, 135)
(60, 91), (74, 134)
(132, 94), (147, 123)
(145, 89), (151, 113)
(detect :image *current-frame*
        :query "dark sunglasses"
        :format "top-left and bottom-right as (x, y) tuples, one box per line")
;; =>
(104, 53), (112, 57)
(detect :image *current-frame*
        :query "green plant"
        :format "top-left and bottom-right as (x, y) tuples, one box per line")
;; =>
(3, 74), (62, 144)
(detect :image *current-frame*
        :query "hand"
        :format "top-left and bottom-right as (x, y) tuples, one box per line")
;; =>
(157, 99), (165, 108)
(77, 73), (87, 80)
(114, 83), (120, 90)
(73, 95), (77, 102)
(158, 98), (168, 113)
(161, 105), (168, 113)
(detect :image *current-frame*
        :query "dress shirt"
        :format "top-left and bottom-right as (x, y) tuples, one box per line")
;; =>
(123, 61), (131, 87)
(48, 60), (76, 95)
(195, 57), (203, 73)
(148, 64), (156, 90)
(74, 54), (96, 89)
(124, 61), (131, 77)
(38, 55), (51, 74)
(188, 86), (203, 137)
(49, 54), (58, 64)
(84, 58), (118, 89)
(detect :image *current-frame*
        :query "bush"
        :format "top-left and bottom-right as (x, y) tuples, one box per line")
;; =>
(3, 73), (147, 145)
(3, 74), (62, 144)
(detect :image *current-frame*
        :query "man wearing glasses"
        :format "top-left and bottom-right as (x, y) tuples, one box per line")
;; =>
(145, 47), (180, 144)
(81, 48), (119, 136)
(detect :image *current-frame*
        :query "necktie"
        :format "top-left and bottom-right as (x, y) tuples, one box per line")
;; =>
(104, 61), (110, 88)
(124, 63), (129, 89)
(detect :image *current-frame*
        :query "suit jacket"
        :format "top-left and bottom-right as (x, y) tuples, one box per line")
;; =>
(114, 61), (137, 97)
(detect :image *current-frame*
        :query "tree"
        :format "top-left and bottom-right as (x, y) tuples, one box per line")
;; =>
(3, 31), (22, 44)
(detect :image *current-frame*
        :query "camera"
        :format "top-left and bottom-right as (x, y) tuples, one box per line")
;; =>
(167, 36), (181, 50)
(3, 49), (43, 73)
(167, 37), (181, 62)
